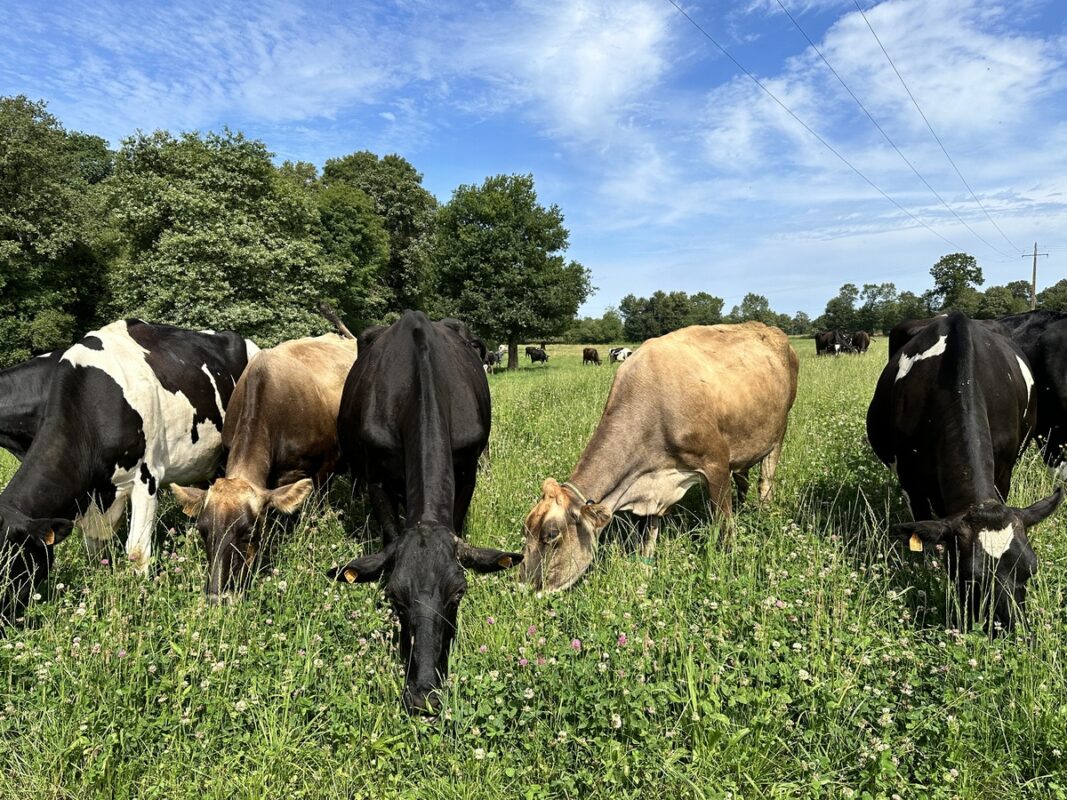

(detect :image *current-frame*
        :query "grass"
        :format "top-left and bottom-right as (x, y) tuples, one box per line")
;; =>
(2, 338), (1067, 799)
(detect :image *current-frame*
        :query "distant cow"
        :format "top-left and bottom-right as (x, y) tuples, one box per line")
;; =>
(608, 347), (632, 363)
(582, 347), (600, 366)
(483, 350), (501, 374)
(172, 334), (357, 602)
(330, 312), (521, 713)
(528, 347), (549, 365)
(0, 351), (62, 460)
(520, 323), (798, 592)
(851, 331), (871, 353)
(815, 330), (849, 355)
(867, 311), (1062, 632)
(0, 321), (257, 620)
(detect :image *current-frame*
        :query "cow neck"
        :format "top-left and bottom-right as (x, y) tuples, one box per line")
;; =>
(0, 423), (89, 520)
(222, 411), (272, 489)
(401, 332), (455, 529)
(568, 408), (644, 514)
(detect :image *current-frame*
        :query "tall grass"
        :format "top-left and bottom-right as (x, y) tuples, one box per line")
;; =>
(1, 339), (1065, 799)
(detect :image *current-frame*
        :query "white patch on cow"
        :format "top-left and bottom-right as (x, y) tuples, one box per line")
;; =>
(617, 469), (703, 517)
(35, 351), (52, 358)
(978, 525), (1015, 559)
(199, 329), (216, 334)
(895, 335), (948, 382)
(1053, 461), (1067, 482)
(1015, 355), (1034, 407)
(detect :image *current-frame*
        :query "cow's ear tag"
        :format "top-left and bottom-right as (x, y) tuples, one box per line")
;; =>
(909, 533), (924, 553)
(497, 556), (513, 568)
(343, 568), (358, 583)
(41, 530), (55, 546)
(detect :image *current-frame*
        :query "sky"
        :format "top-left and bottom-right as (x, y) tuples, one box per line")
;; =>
(2, 0), (1066, 317)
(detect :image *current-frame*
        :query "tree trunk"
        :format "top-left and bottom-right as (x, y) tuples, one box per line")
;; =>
(508, 334), (519, 370)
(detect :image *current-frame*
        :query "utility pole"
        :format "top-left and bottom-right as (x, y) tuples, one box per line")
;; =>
(1022, 242), (1048, 310)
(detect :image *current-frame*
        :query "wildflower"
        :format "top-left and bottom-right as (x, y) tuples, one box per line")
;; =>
(611, 713), (622, 729)
(518, 658), (528, 667)
(478, 645), (488, 654)
(235, 700), (248, 712)
(117, 650), (127, 658)
(473, 747), (486, 761)
(526, 625), (537, 637)
(100, 558), (109, 566)
(617, 634), (628, 647)
(797, 669), (811, 682)
(486, 616), (495, 625)
(523, 687), (534, 700)
(570, 638), (582, 652)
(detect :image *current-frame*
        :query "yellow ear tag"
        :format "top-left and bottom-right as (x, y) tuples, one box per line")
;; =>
(497, 556), (513, 568)
(343, 568), (358, 583)
(909, 533), (924, 553)
(41, 530), (55, 546)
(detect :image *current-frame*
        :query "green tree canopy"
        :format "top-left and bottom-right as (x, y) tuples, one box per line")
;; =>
(820, 283), (859, 331)
(322, 151), (438, 313)
(1037, 279), (1067, 312)
(104, 129), (361, 344)
(434, 173), (591, 368)
(930, 252), (983, 310)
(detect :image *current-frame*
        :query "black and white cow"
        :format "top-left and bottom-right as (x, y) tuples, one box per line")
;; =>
(0, 320), (257, 620)
(815, 330), (850, 355)
(609, 347), (632, 363)
(329, 311), (521, 714)
(0, 350), (62, 460)
(994, 310), (1067, 479)
(866, 311), (1062, 631)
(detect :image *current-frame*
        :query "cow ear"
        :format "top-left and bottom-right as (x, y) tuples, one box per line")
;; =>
(580, 503), (611, 531)
(541, 478), (562, 498)
(171, 485), (207, 518)
(269, 479), (314, 514)
(28, 518), (74, 547)
(328, 547), (394, 584)
(1016, 487), (1064, 530)
(889, 519), (953, 552)
(456, 540), (524, 573)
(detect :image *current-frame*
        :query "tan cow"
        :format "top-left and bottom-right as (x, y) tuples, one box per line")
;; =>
(171, 333), (357, 602)
(520, 322), (799, 592)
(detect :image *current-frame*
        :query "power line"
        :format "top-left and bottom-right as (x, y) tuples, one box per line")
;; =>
(663, 0), (966, 252)
(774, 0), (1016, 260)
(851, 0), (1024, 256)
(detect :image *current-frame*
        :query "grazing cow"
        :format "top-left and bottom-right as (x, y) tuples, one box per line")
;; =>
(582, 347), (601, 366)
(851, 331), (871, 353)
(529, 347), (549, 366)
(815, 330), (849, 355)
(866, 311), (1062, 632)
(608, 347), (632, 363)
(483, 350), (501, 374)
(0, 351), (62, 460)
(0, 320), (257, 620)
(993, 310), (1067, 479)
(329, 311), (521, 713)
(171, 334), (357, 602)
(520, 323), (798, 592)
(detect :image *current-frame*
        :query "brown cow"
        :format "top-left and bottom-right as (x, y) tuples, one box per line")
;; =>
(582, 347), (601, 366)
(520, 322), (799, 592)
(171, 333), (357, 602)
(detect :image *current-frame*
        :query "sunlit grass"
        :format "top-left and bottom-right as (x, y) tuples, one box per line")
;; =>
(1, 337), (1065, 799)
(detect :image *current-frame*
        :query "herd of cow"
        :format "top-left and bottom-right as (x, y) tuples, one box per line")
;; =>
(815, 329), (871, 355)
(0, 307), (1065, 714)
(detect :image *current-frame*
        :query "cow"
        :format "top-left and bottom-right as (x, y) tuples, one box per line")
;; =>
(815, 330), (849, 355)
(328, 311), (521, 714)
(582, 347), (601, 366)
(0, 351), (62, 460)
(609, 347), (632, 363)
(520, 322), (798, 592)
(851, 331), (871, 353)
(0, 320), (258, 621)
(171, 333), (357, 603)
(529, 347), (549, 366)
(866, 311), (1062, 632)
(483, 350), (501, 374)
(992, 310), (1067, 479)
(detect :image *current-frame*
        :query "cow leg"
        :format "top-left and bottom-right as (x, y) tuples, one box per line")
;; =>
(368, 484), (401, 546)
(733, 469), (751, 507)
(758, 438), (784, 503)
(704, 463), (734, 549)
(82, 493), (128, 558)
(639, 515), (660, 559)
(126, 480), (159, 576)
(453, 463), (477, 535)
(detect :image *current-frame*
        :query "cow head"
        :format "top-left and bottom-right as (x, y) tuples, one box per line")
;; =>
(329, 523), (521, 715)
(520, 478), (610, 592)
(172, 478), (313, 604)
(0, 508), (73, 623)
(891, 488), (1063, 632)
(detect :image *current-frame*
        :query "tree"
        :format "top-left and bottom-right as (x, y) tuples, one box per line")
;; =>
(930, 252), (982, 310)
(322, 151), (438, 313)
(434, 174), (591, 368)
(684, 291), (724, 326)
(728, 293), (778, 325)
(787, 311), (814, 335)
(821, 284), (859, 331)
(976, 284), (1028, 318)
(0, 95), (109, 365)
(1037, 279), (1067, 312)
(563, 308), (624, 344)
(104, 130), (360, 344)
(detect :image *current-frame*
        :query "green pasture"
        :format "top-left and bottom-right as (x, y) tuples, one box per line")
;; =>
(1, 338), (1066, 799)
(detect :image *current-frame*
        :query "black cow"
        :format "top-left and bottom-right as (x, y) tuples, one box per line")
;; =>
(0, 320), (257, 622)
(582, 347), (600, 366)
(329, 311), (521, 714)
(866, 311), (1062, 632)
(483, 350), (501, 374)
(851, 331), (871, 353)
(0, 351), (62, 460)
(815, 330), (849, 355)
(994, 310), (1067, 478)
(528, 347), (549, 365)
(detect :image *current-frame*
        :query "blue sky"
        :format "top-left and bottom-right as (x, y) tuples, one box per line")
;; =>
(3, 0), (1066, 316)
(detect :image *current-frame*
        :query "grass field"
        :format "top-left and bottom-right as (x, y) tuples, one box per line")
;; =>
(2, 338), (1066, 799)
